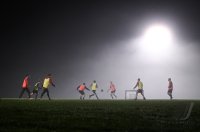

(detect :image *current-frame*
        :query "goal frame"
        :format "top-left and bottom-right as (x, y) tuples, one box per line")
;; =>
(125, 90), (137, 100)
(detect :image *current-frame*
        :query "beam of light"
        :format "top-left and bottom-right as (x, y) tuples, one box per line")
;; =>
(139, 24), (173, 59)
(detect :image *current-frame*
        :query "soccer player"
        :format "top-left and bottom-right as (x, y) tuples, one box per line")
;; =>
(133, 78), (146, 100)
(108, 81), (117, 99)
(77, 83), (90, 100)
(89, 80), (99, 99)
(30, 81), (41, 99)
(40, 74), (55, 100)
(168, 78), (173, 100)
(19, 74), (31, 99)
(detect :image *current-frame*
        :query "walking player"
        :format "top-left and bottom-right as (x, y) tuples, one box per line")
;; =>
(19, 74), (31, 99)
(108, 81), (117, 99)
(168, 78), (173, 100)
(89, 80), (99, 99)
(77, 83), (90, 100)
(133, 78), (146, 100)
(40, 74), (55, 100)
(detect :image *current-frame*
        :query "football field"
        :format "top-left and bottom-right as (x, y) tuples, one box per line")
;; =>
(0, 99), (199, 131)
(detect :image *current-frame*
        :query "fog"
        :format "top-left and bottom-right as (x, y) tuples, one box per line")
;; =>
(53, 34), (200, 99)
(4, 28), (200, 99)
(2, 0), (200, 99)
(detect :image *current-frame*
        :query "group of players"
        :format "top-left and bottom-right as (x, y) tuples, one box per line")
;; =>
(77, 78), (173, 100)
(19, 74), (55, 100)
(19, 74), (174, 100)
(77, 80), (117, 100)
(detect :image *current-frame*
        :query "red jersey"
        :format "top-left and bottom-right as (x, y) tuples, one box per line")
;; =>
(22, 76), (29, 88)
(168, 81), (173, 90)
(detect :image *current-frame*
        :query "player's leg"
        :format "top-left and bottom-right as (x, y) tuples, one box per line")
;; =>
(167, 90), (170, 98)
(40, 88), (46, 98)
(113, 91), (117, 98)
(141, 90), (146, 100)
(81, 91), (85, 100)
(171, 91), (173, 99)
(168, 91), (173, 100)
(30, 90), (34, 98)
(78, 91), (82, 100)
(110, 91), (113, 99)
(35, 91), (38, 99)
(46, 89), (51, 100)
(26, 88), (31, 98)
(89, 90), (95, 98)
(110, 93), (113, 99)
(82, 91), (86, 100)
(94, 90), (99, 99)
(30, 91), (34, 96)
(80, 91), (85, 100)
(19, 89), (25, 98)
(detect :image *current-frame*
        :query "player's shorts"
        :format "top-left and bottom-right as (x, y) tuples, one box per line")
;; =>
(32, 89), (38, 94)
(168, 89), (173, 93)
(79, 90), (85, 95)
(137, 89), (143, 94)
(92, 90), (96, 93)
(111, 90), (116, 93)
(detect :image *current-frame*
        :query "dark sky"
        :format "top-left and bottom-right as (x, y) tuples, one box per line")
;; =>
(1, 0), (200, 99)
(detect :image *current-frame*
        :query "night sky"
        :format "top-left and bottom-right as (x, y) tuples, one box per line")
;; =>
(1, 0), (200, 99)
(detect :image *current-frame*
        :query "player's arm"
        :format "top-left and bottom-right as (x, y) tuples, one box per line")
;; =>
(85, 87), (90, 91)
(77, 85), (80, 91)
(50, 78), (56, 87)
(133, 82), (138, 89)
(36, 82), (40, 88)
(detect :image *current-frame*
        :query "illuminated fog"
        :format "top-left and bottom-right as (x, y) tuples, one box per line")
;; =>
(56, 33), (200, 99)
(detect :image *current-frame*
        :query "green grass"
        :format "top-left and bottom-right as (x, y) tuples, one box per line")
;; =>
(0, 99), (200, 132)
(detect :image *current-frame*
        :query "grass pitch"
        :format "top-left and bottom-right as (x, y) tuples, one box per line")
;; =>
(0, 99), (200, 132)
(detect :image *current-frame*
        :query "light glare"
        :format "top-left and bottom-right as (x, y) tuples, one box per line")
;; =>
(140, 24), (173, 58)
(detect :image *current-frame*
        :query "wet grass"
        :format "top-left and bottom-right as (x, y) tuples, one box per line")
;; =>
(0, 99), (200, 131)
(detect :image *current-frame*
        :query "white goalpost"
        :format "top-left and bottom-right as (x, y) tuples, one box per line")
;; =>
(125, 90), (137, 100)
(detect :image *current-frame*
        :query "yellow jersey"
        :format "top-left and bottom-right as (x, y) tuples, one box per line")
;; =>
(43, 78), (50, 88)
(138, 81), (143, 89)
(91, 83), (97, 90)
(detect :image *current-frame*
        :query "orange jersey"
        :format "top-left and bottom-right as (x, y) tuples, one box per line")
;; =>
(22, 76), (28, 88)
(110, 84), (116, 91)
(79, 85), (86, 91)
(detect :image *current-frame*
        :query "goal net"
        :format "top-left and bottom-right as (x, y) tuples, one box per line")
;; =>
(125, 90), (137, 100)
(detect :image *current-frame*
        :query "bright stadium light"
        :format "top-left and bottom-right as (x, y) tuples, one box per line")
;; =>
(140, 24), (173, 57)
